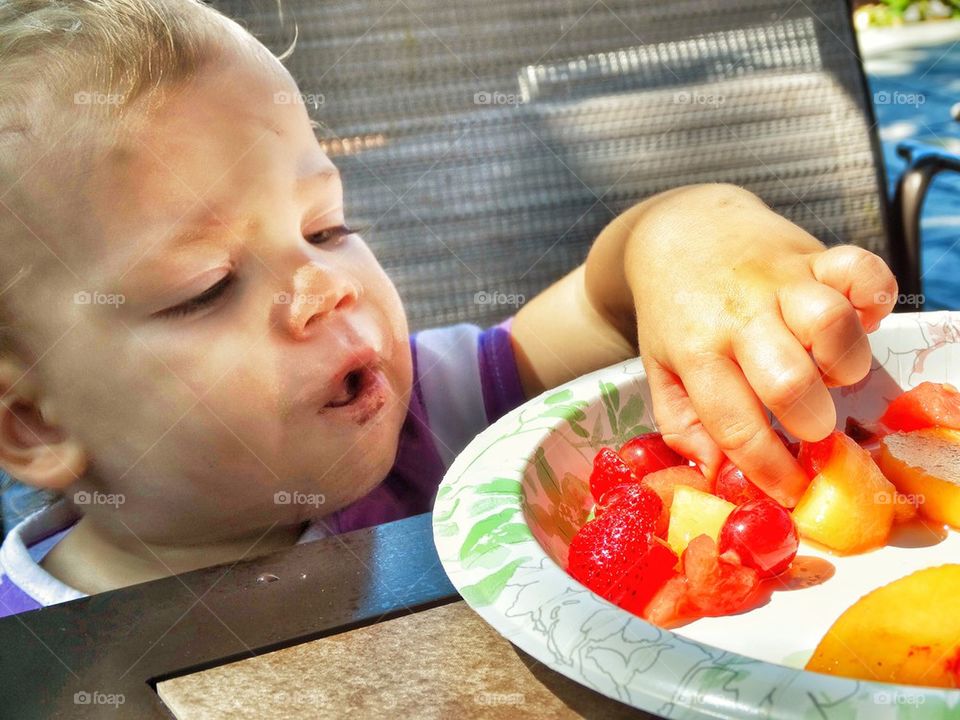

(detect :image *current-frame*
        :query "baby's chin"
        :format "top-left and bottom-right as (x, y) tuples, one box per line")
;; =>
(303, 418), (406, 516)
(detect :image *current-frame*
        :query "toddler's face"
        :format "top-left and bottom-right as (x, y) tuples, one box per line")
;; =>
(12, 40), (412, 543)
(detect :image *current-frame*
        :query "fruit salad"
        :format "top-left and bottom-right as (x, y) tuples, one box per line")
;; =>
(566, 381), (960, 633)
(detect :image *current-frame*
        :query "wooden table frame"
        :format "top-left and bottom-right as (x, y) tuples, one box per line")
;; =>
(0, 513), (459, 719)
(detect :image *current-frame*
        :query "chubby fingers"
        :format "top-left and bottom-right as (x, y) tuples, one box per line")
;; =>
(779, 279), (873, 388)
(811, 245), (898, 331)
(644, 357), (724, 477)
(732, 313), (836, 441)
(675, 351), (810, 507)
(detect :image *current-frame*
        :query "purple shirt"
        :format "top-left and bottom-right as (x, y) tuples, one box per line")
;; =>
(0, 319), (527, 617)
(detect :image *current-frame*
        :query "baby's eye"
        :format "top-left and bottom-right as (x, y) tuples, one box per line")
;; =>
(153, 274), (235, 320)
(305, 224), (356, 245)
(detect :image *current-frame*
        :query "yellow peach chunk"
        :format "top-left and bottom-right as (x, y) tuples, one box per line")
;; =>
(807, 565), (960, 688)
(793, 433), (895, 554)
(666, 485), (735, 557)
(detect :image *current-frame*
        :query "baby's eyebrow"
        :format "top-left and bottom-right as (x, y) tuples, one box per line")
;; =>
(160, 168), (342, 251)
(295, 166), (341, 204)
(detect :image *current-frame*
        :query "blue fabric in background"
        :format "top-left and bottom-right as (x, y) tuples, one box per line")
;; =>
(1, 477), (47, 534)
(862, 36), (960, 311)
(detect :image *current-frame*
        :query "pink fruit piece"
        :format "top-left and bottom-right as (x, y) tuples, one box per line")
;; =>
(589, 447), (637, 503)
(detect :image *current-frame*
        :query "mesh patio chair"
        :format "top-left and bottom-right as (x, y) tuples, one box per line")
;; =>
(208, 0), (925, 332)
(0, 0), (943, 535)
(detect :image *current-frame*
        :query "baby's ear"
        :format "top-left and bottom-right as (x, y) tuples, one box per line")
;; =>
(0, 358), (87, 490)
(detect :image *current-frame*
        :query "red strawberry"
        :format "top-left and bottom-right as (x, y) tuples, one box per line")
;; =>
(568, 510), (653, 591)
(589, 447), (637, 502)
(596, 483), (668, 537)
(608, 538), (679, 616)
(568, 509), (677, 616)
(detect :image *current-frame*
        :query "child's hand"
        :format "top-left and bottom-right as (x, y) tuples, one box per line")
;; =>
(623, 185), (897, 506)
(511, 184), (897, 507)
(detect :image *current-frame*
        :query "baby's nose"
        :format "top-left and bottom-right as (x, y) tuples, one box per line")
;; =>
(285, 262), (359, 340)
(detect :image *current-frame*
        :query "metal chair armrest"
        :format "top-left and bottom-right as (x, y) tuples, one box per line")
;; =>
(890, 140), (960, 310)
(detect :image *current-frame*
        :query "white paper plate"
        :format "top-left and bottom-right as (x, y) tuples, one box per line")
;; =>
(433, 311), (960, 718)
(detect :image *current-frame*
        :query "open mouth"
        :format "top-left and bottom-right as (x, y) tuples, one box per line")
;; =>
(325, 367), (369, 408)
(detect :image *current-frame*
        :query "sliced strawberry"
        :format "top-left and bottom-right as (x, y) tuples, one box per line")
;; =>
(589, 447), (637, 502)
(642, 465), (713, 507)
(596, 483), (667, 536)
(681, 534), (760, 615)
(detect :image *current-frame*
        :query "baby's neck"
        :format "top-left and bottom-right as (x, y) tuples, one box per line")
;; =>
(41, 515), (306, 595)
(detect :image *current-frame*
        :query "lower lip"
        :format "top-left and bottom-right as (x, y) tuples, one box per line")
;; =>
(323, 368), (390, 425)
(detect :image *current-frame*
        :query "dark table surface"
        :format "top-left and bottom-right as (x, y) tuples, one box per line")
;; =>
(0, 512), (655, 719)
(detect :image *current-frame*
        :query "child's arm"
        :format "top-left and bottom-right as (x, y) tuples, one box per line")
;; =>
(510, 183), (897, 506)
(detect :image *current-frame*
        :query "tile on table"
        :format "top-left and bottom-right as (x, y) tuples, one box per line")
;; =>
(157, 600), (653, 719)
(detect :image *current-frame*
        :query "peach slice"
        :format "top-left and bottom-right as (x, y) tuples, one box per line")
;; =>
(879, 428), (960, 528)
(792, 431), (895, 554)
(807, 565), (960, 688)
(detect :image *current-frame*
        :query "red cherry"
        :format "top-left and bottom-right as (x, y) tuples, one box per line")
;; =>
(589, 447), (636, 502)
(798, 431), (841, 478)
(714, 459), (771, 506)
(617, 432), (685, 479)
(718, 499), (799, 577)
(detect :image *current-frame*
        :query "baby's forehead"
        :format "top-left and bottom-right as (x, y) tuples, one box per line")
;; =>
(11, 38), (323, 274)
(96, 69), (311, 213)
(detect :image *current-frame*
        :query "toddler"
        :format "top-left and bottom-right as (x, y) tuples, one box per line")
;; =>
(0, 0), (897, 615)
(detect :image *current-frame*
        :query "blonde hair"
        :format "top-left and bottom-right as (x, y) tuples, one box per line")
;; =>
(0, 0), (302, 353)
